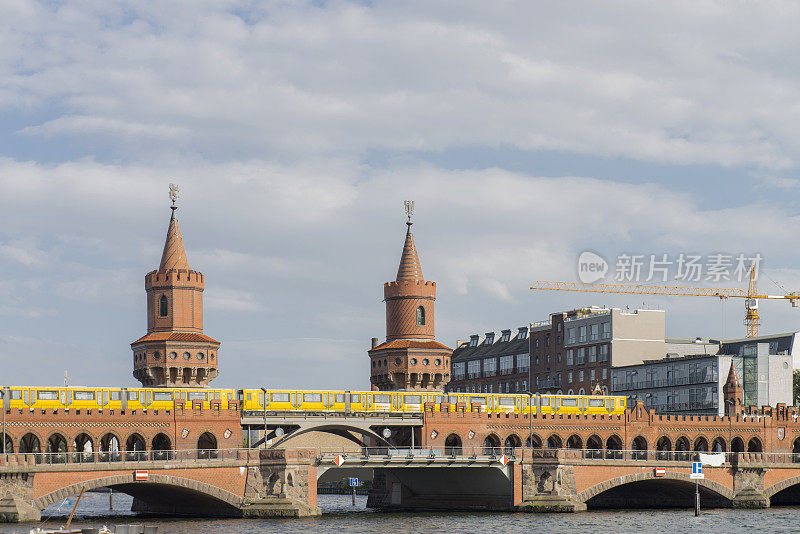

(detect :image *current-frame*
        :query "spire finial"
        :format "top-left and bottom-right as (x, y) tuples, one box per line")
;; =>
(169, 183), (180, 215)
(404, 200), (414, 232)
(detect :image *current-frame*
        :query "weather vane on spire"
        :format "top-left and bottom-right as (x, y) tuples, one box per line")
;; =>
(169, 183), (180, 207)
(404, 200), (414, 226)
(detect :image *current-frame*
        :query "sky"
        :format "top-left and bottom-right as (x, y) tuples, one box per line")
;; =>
(4, 1), (800, 389)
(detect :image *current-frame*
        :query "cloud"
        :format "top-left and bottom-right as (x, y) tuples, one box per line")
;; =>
(3, 1), (800, 167)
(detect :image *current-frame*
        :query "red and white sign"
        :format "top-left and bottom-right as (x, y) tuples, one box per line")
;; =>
(654, 467), (666, 477)
(333, 455), (345, 467)
(134, 470), (149, 481)
(499, 454), (509, 466)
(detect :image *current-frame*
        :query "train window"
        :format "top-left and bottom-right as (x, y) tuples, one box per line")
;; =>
(541, 398), (550, 406)
(11, 391), (21, 399)
(272, 393), (290, 402)
(404, 395), (421, 404)
(373, 394), (391, 403)
(37, 391), (59, 400)
(471, 397), (486, 404)
(561, 398), (578, 407)
(188, 392), (205, 400)
(498, 397), (516, 406)
(588, 399), (604, 407)
(335, 394), (345, 403)
(128, 392), (139, 401)
(215, 392), (220, 399)
(303, 393), (322, 402)
(154, 392), (173, 401)
(350, 394), (361, 403)
(74, 391), (95, 401)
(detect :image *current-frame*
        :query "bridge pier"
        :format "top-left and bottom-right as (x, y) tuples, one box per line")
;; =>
(0, 473), (40, 522)
(240, 448), (321, 517)
(518, 460), (587, 512)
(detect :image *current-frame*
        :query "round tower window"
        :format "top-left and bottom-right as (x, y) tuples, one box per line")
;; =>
(435, 358), (441, 366)
(410, 358), (417, 365)
(197, 352), (205, 360)
(210, 353), (215, 360)
(422, 359), (429, 366)
(183, 352), (191, 360)
(153, 352), (161, 360)
(395, 358), (402, 366)
(169, 352), (177, 360)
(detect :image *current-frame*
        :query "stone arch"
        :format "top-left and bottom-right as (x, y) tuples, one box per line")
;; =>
(46, 433), (68, 463)
(267, 473), (281, 494)
(631, 435), (648, 460)
(712, 437), (727, 453)
(444, 433), (463, 455)
(605, 434), (623, 459)
(577, 470), (735, 506)
(585, 434), (602, 458)
(198, 432), (218, 459)
(152, 432), (173, 460)
(546, 434), (563, 449)
(19, 432), (41, 455)
(286, 473), (294, 487)
(675, 435), (691, 460)
(656, 436), (672, 460)
(747, 437), (763, 453)
(566, 434), (583, 449)
(731, 436), (745, 453)
(526, 434), (542, 448)
(764, 474), (800, 499)
(483, 433), (501, 455)
(125, 433), (147, 461)
(33, 473), (243, 512)
(100, 433), (121, 462)
(1, 433), (13, 453)
(504, 434), (521, 455)
(73, 433), (94, 463)
(694, 436), (709, 452)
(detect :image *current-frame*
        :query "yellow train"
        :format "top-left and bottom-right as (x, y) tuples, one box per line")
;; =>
(237, 389), (626, 415)
(0, 386), (235, 411)
(0, 386), (626, 416)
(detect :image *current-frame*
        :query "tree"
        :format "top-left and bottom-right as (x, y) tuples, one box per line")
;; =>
(793, 370), (800, 405)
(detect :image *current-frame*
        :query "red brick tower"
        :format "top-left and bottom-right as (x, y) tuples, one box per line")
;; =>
(131, 188), (221, 387)
(369, 202), (451, 391)
(723, 361), (744, 416)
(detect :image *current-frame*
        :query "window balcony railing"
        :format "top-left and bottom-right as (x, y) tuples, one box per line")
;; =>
(611, 375), (716, 392)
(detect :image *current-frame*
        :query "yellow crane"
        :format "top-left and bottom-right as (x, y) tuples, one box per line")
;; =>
(531, 266), (800, 338)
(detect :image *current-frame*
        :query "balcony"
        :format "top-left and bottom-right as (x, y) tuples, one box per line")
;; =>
(536, 379), (562, 391)
(611, 375), (716, 392)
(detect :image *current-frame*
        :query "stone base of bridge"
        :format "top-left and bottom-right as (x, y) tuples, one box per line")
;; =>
(731, 488), (769, 509)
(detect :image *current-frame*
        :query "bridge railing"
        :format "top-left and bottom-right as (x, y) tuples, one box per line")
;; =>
(316, 447), (800, 465)
(0, 447), (261, 467)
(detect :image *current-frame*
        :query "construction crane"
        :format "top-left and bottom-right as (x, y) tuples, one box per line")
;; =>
(531, 266), (800, 338)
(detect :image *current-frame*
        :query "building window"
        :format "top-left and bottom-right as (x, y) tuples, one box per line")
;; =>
(183, 352), (191, 360)
(153, 351), (161, 360)
(416, 306), (426, 326)
(159, 295), (168, 317)
(566, 349), (573, 366)
(599, 345), (609, 362)
(602, 322), (611, 339)
(568, 371), (573, 383)
(577, 348), (585, 365)
(590, 369), (595, 381)
(169, 351), (177, 360)
(602, 368), (608, 379)
(579, 370), (584, 382)
(522, 380), (527, 391)
(588, 346), (596, 363)
(483, 357), (497, 376)
(500, 355), (514, 374)
(590, 324), (599, 341)
(422, 358), (429, 366)
(516, 353), (530, 372)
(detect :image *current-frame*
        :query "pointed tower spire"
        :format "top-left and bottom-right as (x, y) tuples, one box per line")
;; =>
(396, 200), (424, 281)
(159, 184), (190, 272)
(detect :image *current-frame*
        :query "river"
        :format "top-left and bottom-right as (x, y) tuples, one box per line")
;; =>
(2, 493), (800, 533)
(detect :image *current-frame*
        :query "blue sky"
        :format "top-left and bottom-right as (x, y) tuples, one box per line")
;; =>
(3, 0), (800, 389)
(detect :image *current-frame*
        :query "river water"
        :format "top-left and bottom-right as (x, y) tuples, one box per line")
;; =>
(3, 493), (800, 533)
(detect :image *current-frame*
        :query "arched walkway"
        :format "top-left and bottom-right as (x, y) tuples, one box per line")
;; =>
(712, 437), (727, 453)
(198, 432), (218, 459)
(731, 437), (745, 453)
(19, 433), (41, 457)
(656, 436), (672, 460)
(606, 435), (623, 459)
(126, 433), (146, 461)
(46, 433), (68, 464)
(152, 433), (174, 460)
(482, 434), (501, 455)
(675, 436), (691, 461)
(526, 434), (542, 448)
(73, 433), (94, 463)
(504, 434), (521, 456)
(1, 433), (13, 454)
(748, 437), (763, 453)
(546, 434), (563, 449)
(100, 433), (121, 462)
(694, 436), (709, 452)
(631, 436), (648, 460)
(444, 433), (462, 455)
(566, 434), (583, 450)
(586, 434), (603, 459)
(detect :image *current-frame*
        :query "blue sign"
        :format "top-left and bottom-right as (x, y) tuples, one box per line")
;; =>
(692, 462), (702, 475)
(349, 477), (359, 487)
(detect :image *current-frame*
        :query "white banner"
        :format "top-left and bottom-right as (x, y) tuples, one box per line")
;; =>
(699, 452), (725, 467)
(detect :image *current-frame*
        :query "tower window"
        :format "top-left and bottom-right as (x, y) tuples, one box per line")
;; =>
(159, 295), (168, 317)
(416, 306), (426, 326)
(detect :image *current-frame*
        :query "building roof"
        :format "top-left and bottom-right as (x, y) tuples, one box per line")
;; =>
(131, 331), (220, 345)
(452, 329), (529, 362)
(159, 207), (190, 272)
(370, 339), (451, 351)
(395, 223), (424, 282)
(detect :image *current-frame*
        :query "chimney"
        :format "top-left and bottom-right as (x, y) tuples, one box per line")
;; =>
(371, 337), (379, 349)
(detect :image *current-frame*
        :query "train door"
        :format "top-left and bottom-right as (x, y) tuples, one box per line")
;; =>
(290, 392), (299, 409)
(258, 390), (265, 409)
(579, 397), (587, 413)
(121, 388), (128, 410)
(65, 390), (73, 408)
(144, 390), (152, 408)
(344, 390), (351, 413)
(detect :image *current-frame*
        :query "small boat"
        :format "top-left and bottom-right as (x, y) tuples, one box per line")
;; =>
(29, 487), (114, 534)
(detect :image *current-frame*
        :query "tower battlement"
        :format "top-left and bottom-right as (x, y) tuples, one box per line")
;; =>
(384, 280), (436, 299)
(145, 269), (205, 288)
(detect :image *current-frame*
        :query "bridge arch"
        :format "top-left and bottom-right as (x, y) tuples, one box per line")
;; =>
(504, 434), (521, 454)
(605, 434), (622, 450)
(731, 436), (745, 452)
(577, 471), (734, 509)
(483, 433), (501, 454)
(747, 437), (763, 452)
(546, 434), (563, 449)
(712, 436), (727, 452)
(566, 434), (583, 449)
(764, 474), (800, 504)
(19, 432), (41, 454)
(525, 434), (542, 448)
(693, 436), (709, 452)
(268, 423), (391, 449)
(33, 473), (243, 513)
(444, 433), (462, 455)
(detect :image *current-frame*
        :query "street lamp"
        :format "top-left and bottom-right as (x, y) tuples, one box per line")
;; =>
(525, 390), (534, 452)
(1, 388), (5, 455)
(260, 387), (268, 450)
(725, 398), (735, 452)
